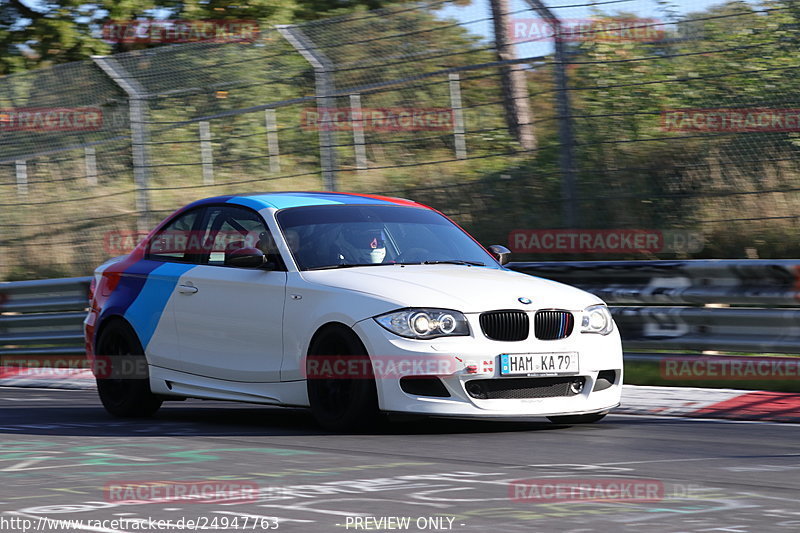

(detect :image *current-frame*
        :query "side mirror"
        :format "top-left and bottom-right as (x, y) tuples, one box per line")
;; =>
(225, 247), (274, 270)
(488, 244), (511, 265)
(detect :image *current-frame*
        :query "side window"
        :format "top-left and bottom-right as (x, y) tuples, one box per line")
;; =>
(197, 205), (283, 269)
(146, 210), (200, 262)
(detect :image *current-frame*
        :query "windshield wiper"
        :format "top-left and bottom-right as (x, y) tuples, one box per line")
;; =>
(309, 260), (485, 270)
(306, 263), (393, 271)
(421, 260), (485, 266)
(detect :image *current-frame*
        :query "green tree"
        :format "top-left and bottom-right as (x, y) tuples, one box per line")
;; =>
(0, 0), (419, 74)
(0, 0), (122, 73)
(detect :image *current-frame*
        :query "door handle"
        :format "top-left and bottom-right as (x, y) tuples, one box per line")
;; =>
(177, 284), (198, 294)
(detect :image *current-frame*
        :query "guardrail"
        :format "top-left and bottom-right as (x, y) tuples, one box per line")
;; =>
(0, 277), (91, 358)
(508, 260), (800, 356)
(2, 260), (800, 364)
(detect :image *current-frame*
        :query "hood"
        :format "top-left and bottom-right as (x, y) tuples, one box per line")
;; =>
(300, 265), (604, 313)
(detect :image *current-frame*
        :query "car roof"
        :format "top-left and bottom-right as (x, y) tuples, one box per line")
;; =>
(186, 191), (429, 212)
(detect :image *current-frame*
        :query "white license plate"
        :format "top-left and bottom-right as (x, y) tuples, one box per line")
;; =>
(500, 352), (579, 376)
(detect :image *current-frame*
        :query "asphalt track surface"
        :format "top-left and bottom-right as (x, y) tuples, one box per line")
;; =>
(1, 387), (799, 533)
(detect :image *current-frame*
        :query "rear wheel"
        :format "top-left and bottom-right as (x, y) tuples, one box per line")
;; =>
(306, 326), (380, 431)
(547, 412), (608, 424)
(95, 320), (162, 417)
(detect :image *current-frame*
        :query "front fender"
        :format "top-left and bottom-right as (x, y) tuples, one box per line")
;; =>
(280, 273), (402, 381)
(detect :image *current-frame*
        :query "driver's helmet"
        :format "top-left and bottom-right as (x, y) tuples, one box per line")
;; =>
(341, 226), (386, 264)
(244, 230), (275, 255)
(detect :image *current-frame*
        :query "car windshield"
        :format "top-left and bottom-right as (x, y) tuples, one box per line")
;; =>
(276, 204), (498, 271)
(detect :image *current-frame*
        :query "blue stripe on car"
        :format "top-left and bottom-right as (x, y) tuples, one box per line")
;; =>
(99, 260), (163, 319)
(123, 262), (196, 349)
(226, 192), (399, 211)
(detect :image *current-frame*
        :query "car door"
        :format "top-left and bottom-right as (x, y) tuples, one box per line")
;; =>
(172, 204), (287, 382)
(134, 207), (204, 372)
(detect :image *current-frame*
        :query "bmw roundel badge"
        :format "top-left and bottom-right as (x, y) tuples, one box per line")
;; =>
(518, 297), (532, 304)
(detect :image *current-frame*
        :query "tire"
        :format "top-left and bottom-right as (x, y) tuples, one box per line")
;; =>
(306, 325), (380, 431)
(95, 320), (163, 418)
(547, 412), (608, 424)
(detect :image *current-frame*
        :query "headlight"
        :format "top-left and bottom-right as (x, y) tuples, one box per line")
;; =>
(580, 304), (613, 335)
(374, 308), (470, 339)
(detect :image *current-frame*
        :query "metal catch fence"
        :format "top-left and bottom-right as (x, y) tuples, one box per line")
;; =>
(2, 1), (800, 281)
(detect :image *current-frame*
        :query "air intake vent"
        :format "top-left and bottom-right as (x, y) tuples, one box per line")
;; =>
(465, 377), (584, 400)
(534, 310), (574, 340)
(479, 310), (529, 341)
(400, 377), (450, 398)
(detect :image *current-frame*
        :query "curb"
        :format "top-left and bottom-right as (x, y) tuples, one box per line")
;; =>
(616, 385), (800, 423)
(2, 368), (799, 422)
(0, 367), (95, 390)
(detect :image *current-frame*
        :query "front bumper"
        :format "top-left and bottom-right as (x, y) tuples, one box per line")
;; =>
(352, 316), (623, 418)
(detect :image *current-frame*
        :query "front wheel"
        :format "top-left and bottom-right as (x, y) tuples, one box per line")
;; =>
(306, 326), (380, 431)
(95, 320), (162, 418)
(547, 412), (608, 424)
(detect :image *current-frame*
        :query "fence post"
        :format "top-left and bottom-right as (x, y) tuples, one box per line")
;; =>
(85, 147), (98, 186)
(277, 25), (337, 191)
(491, 0), (536, 152)
(264, 109), (281, 173)
(449, 73), (467, 160)
(199, 121), (214, 185)
(92, 55), (152, 232)
(350, 94), (368, 171)
(523, 0), (579, 228)
(15, 160), (27, 197)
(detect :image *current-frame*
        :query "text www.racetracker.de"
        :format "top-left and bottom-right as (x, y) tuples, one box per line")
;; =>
(1, 515), (280, 531)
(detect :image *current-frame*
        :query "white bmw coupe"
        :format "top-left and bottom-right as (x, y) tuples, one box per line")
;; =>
(85, 192), (622, 430)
